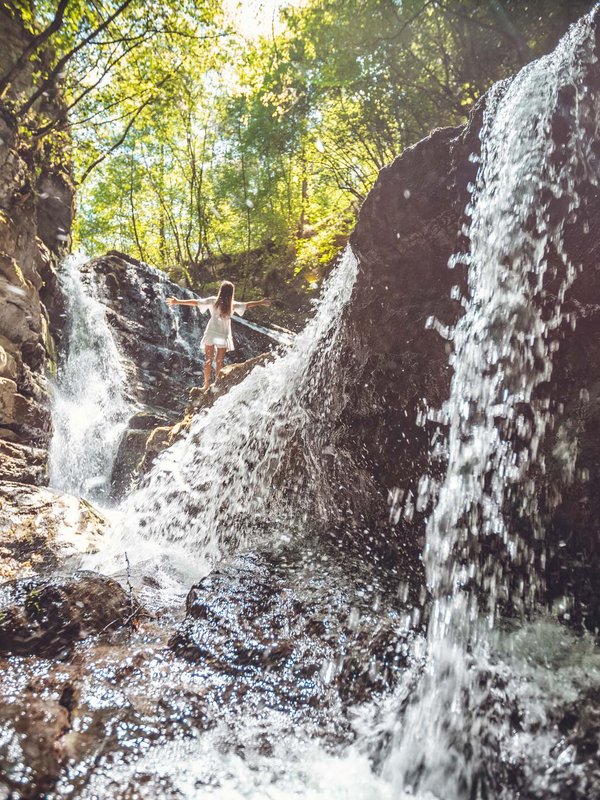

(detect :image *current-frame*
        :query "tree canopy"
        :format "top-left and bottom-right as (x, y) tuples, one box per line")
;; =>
(1, 0), (594, 296)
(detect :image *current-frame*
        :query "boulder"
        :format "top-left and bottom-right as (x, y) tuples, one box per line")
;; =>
(171, 547), (413, 709)
(334, 17), (600, 626)
(0, 481), (106, 579)
(0, 572), (140, 657)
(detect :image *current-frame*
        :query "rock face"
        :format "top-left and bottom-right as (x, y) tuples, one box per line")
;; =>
(83, 251), (277, 420)
(343, 13), (600, 625)
(0, 7), (74, 486)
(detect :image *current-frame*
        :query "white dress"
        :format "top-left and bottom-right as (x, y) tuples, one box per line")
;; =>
(197, 296), (247, 351)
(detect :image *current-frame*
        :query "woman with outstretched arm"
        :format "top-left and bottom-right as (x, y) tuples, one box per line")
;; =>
(167, 281), (271, 391)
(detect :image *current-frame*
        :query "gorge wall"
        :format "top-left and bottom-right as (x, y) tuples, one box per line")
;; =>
(345, 15), (600, 625)
(0, 5), (74, 486)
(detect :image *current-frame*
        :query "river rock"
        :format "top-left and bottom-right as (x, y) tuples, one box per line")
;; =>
(0, 481), (106, 579)
(171, 547), (412, 708)
(0, 684), (71, 799)
(0, 572), (140, 657)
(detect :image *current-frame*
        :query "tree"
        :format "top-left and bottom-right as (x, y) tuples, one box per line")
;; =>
(58, 0), (595, 291)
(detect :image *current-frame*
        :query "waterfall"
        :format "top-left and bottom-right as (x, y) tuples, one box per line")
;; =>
(114, 248), (358, 567)
(48, 254), (134, 503)
(385, 13), (600, 799)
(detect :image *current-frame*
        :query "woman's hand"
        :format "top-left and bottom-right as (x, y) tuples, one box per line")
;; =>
(166, 297), (179, 307)
(260, 298), (272, 306)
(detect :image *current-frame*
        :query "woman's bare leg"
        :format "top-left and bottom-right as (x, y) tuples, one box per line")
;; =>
(203, 345), (215, 391)
(214, 347), (226, 385)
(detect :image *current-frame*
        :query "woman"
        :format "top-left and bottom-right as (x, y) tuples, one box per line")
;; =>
(167, 281), (271, 391)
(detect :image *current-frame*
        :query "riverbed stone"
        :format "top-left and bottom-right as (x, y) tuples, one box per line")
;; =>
(0, 481), (107, 578)
(171, 547), (411, 708)
(0, 572), (140, 657)
(0, 688), (70, 799)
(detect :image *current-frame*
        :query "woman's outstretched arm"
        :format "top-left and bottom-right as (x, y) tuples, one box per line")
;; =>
(243, 298), (271, 309)
(166, 297), (204, 307)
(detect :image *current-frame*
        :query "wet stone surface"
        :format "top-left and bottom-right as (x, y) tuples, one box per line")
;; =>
(0, 545), (415, 799)
(0, 481), (106, 579)
(172, 547), (411, 708)
(0, 571), (141, 657)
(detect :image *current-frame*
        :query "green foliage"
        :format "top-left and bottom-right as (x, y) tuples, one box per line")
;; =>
(3, 0), (593, 297)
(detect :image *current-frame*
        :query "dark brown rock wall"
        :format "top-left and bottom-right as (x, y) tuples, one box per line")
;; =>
(344, 16), (600, 624)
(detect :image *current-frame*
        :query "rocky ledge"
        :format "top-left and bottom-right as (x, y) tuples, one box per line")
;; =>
(135, 352), (273, 478)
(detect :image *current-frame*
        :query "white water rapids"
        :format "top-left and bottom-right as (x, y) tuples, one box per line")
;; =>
(42, 11), (600, 800)
(48, 253), (134, 502)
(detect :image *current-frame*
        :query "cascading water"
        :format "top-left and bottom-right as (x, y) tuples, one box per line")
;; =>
(48, 253), (216, 506)
(27, 14), (600, 800)
(49, 254), (134, 502)
(111, 248), (358, 570)
(385, 13), (600, 799)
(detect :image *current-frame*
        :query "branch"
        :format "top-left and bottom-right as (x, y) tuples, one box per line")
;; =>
(78, 92), (155, 184)
(68, 88), (147, 127)
(77, 64), (178, 183)
(0, 0), (71, 97)
(33, 39), (142, 137)
(376, 0), (441, 43)
(17, 0), (136, 117)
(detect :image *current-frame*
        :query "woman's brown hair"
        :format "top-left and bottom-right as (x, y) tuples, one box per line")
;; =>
(214, 280), (234, 317)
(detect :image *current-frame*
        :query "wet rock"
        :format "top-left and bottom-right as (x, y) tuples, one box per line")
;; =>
(0, 440), (47, 485)
(0, 481), (106, 579)
(136, 353), (273, 477)
(136, 425), (173, 476)
(0, 686), (70, 799)
(0, 572), (140, 657)
(110, 428), (155, 500)
(171, 547), (411, 708)
(188, 352), (273, 410)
